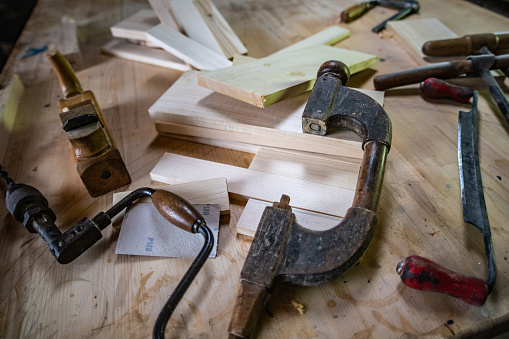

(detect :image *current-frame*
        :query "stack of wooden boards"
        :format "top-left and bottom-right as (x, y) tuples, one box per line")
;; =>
(104, 0), (247, 70)
(104, 2), (385, 241)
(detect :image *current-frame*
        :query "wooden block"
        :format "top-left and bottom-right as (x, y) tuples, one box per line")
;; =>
(149, 70), (383, 158)
(0, 75), (24, 162)
(192, 0), (247, 57)
(197, 45), (376, 107)
(387, 18), (458, 66)
(101, 40), (191, 71)
(59, 16), (83, 69)
(169, 0), (228, 58)
(150, 153), (356, 218)
(248, 148), (360, 190)
(148, 0), (181, 30)
(146, 24), (232, 71)
(271, 26), (350, 55)
(112, 177), (230, 226)
(236, 199), (341, 237)
(110, 9), (163, 47)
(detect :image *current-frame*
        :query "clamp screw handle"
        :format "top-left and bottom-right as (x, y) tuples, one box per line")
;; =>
(317, 60), (350, 85)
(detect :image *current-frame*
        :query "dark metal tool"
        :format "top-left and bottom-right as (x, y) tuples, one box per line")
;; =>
(0, 164), (212, 337)
(340, 0), (420, 33)
(228, 61), (391, 338)
(373, 54), (509, 124)
(396, 91), (496, 306)
(47, 50), (131, 197)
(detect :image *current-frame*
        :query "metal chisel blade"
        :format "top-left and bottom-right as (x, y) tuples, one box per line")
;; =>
(458, 90), (496, 291)
(458, 91), (490, 232)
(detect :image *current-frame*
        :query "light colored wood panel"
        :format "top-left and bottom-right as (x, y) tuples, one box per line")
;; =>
(146, 24), (232, 70)
(236, 198), (341, 237)
(169, 0), (226, 57)
(193, 0), (247, 57)
(386, 18), (458, 66)
(272, 26), (350, 55)
(248, 148), (360, 190)
(150, 153), (356, 217)
(101, 39), (191, 71)
(147, 0), (181, 30)
(197, 45), (377, 107)
(149, 71), (384, 158)
(110, 9), (162, 41)
(59, 16), (83, 69)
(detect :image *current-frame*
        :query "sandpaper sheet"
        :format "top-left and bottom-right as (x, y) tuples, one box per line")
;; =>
(115, 203), (220, 258)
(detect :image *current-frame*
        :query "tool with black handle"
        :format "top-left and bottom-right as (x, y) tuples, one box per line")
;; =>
(396, 92), (496, 306)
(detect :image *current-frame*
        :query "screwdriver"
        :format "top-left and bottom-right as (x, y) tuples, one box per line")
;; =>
(420, 78), (474, 104)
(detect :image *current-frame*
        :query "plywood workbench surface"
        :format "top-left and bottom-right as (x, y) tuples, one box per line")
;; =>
(1, 0), (508, 338)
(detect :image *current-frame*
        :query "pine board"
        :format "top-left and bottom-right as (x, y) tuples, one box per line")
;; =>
(101, 39), (190, 71)
(197, 45), (377, 107)
(271, 26), (350, 55)
(150, 153), (356, 217)
(386, 18), (458, 66)
(148, 0), (181, 29)
(146, 23), (232, 70)
(149, 70), (384, 158)
(169, 0), (227, 57)
(110, 9), (164, 42)
(236, 198), (342, 237)
(192, 0), (247, 57)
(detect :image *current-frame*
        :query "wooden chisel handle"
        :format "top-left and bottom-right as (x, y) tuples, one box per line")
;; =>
(420, 78), (473, 103)
(47, 49), (84, 98)
(397, 255), (489, 306)
(374, 54), (509, 91)
(422, 33), (509, 57)
(340, 1), (376, 23)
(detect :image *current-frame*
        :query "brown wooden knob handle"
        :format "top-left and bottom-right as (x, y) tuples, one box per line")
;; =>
(317, 60), (350, 85)
(151, 190), (204, 233)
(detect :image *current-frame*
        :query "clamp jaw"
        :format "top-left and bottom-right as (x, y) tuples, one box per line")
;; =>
(228, 61), (392, 338)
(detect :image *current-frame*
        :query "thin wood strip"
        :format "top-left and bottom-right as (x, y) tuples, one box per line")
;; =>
(146, 24), (232, 70)
(150, 153), (356, 217)
(236, 199), (341, 237)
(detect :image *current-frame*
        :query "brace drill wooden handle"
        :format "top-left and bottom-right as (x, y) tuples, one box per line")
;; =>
(152, 190), (205, 233)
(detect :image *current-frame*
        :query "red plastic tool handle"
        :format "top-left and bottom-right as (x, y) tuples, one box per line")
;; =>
(420, 78), (474, 104)
(397, 255), (488, 306)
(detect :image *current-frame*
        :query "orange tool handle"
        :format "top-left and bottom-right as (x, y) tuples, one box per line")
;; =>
(340, 1), (376, 23)
(397, 255), (488, 306)
(420, 78), (474, 104)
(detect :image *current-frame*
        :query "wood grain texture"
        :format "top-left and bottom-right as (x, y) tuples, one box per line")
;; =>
(0, 75), (24, 163)
(146, 23), (232, 70)
(387, 18), (458, 66)
(193, 0), (247, 57)
(271, 26), (350, 55)
(148, 0), (181, 29)
(1, 0), (509, 338)
(197, 45), (377, 107)
(101, 39), (191, 71)
(169, 0), (227, 57)
(150, 153), (356, 217)
(149, 70), (384, 158)
(236, 198), (342, 237)
(110, 9), (162, 46)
